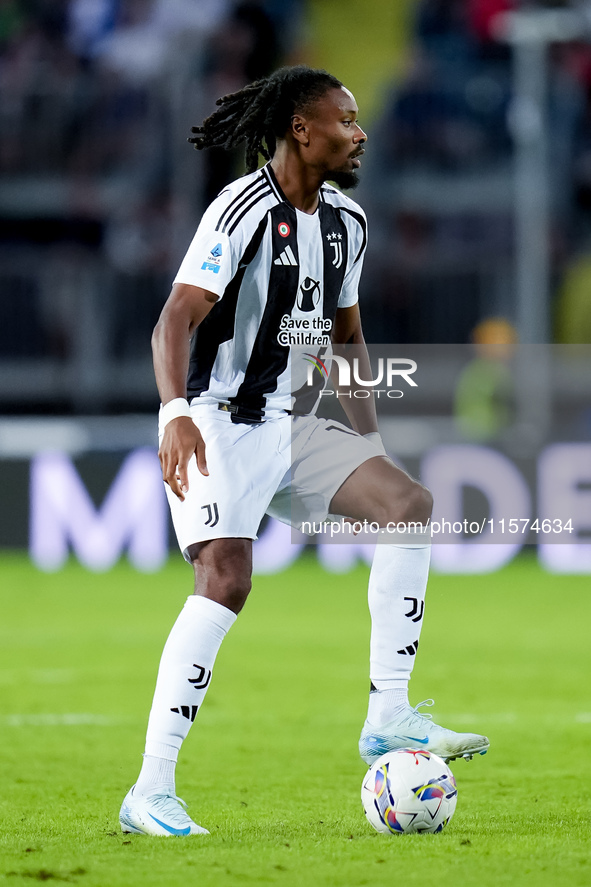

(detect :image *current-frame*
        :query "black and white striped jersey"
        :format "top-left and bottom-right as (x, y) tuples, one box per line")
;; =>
(174, 163), (367, 418)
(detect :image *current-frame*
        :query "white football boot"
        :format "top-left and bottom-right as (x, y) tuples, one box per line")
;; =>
(359, 699), (489, 765)
(119, 786), (209, 836)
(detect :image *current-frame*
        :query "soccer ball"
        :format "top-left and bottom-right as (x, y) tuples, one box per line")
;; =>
(361, 749), (458, 835)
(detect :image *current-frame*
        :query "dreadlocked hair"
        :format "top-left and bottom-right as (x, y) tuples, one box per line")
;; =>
(188, 65), (343, 173)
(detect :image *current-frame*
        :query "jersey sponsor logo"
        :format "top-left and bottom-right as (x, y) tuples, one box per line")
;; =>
(278, 222), (290, 237)
(277, 314), (332, 346)
(201, 261), (221, 274)
(297, 277), (321, 312)
(274, 245), (298, 266)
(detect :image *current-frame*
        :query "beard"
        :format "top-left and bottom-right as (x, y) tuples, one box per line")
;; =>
(325, 168), (360, 190)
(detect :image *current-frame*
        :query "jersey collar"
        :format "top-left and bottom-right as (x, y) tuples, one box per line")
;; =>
(264, 163), (325, 212)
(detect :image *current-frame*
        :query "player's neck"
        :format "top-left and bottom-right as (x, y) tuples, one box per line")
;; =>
(269, 151), (321, 215)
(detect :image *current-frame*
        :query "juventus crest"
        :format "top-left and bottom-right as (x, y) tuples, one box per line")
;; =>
(326, 232), (343, 268)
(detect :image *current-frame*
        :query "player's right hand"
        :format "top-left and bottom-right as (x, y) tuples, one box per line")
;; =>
(159, 416), (208, 501)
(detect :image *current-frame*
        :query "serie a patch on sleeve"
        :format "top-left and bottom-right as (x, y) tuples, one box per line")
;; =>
(201, 241), (223, 274)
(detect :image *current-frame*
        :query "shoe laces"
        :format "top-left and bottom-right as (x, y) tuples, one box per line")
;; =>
(149, 791), (192, 826)
(407, 698), (435, 725)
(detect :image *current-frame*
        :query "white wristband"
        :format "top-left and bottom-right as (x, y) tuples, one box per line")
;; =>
(159, 397), (192, 430)
(363, 431), (387, 456)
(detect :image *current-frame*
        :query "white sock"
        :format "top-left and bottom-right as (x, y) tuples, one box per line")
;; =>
(135, 595), (236, 795)
(367, 686), (409, 727)
(367, 543), (431, 725)
(134, 754), (176, 796)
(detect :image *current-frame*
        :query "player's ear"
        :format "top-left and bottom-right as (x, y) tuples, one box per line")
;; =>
(290, 114), (310, 146)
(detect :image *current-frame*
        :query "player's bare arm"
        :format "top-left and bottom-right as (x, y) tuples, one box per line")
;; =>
(152, 283), (219, 500)
(332, 304), (380, 437)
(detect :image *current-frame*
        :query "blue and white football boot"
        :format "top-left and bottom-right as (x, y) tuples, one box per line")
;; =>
(119, 786), (209, 836)
(359, 699), (489, 765)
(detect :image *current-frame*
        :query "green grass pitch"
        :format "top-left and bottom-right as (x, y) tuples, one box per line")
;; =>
(0, 551), (590, 887)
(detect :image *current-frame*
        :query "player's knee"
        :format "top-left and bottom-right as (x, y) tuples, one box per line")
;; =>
(194, 570), (252, 614)
(398, 481), (432, 524)
(190, 540), (253, 614)
(378, 479), (432, 526)
(215, 574), (252, 614)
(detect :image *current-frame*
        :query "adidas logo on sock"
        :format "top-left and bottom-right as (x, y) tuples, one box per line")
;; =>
(274, 246), (298, 266)
(170, 705), (198, 722)
(397, 640), (419, 656)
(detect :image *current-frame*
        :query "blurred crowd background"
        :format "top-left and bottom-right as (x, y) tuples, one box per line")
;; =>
(1, 0), (591, 414)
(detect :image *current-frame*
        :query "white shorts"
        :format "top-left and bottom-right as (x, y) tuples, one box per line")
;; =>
(161, 403), (383, 559)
